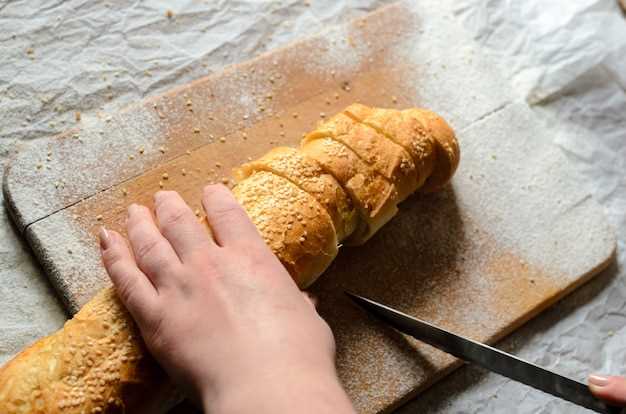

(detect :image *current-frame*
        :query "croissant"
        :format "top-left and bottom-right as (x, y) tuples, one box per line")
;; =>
(0, 104), (459, 413)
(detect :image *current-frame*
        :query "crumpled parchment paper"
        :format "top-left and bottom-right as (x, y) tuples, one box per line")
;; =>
(1, 1), (626, 413)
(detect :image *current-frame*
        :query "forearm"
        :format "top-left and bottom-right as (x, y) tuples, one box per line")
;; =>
(205, 370), (355, 414)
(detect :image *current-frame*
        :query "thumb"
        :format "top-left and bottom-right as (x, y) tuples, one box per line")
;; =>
(588, 374), (626, 406)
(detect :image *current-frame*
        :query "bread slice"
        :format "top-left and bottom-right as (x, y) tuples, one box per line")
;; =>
(344, 104), (435, 189)
(233, 171), (338, 288)
(404, 108), (459, 192)
(305, 112), (418, 202)
(300, 137), (398, 245)
(233, 147), (358, 242)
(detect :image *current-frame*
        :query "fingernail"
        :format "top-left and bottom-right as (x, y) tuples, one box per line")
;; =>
(589, 374), (610, 387)
(99, 226), (111, 250)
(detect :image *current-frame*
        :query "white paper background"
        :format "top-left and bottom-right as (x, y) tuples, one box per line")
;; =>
(1, 1), (625, 413)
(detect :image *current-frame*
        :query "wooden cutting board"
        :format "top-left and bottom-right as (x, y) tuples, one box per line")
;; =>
(3, 1), (615, 413)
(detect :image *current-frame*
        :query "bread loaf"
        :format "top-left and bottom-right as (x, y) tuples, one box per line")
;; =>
(0, 104), (459, 413)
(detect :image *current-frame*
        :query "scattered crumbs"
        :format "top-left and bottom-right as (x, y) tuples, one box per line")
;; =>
(75, 111), (81, 122)
(96, 215), (103, 221)
(162, 172), (169, 180)
(165, 9), (174, 19)
(219, 136), (226, 143)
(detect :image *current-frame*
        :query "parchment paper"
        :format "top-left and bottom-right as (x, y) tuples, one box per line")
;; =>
(1, 1), (625, 413)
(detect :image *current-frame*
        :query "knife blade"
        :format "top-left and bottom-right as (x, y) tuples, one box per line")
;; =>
(346, 291), (623, 414)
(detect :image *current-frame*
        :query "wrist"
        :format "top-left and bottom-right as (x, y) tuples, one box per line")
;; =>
(204, 366), (354, 414)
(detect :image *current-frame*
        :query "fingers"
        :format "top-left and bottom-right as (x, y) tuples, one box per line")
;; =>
(99, 227), (158, 326)
(588, 375), (626, 406)
(201, 184), (260, 247)
(127, 203), (181, 287)
(154, 191), (215, 262)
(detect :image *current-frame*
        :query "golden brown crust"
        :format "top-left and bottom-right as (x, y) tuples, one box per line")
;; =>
(404, 108), (459, 192)
(233, 171), (338, 288)
(344, 103), (436, 190)
(233, 147), (358, 242)
(306, 112), (418, 202)
(300, 137), (398, 245)
(0, 288), (180, 414)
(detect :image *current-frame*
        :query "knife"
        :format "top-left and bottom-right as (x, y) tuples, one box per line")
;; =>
(346, 291), (623, 414)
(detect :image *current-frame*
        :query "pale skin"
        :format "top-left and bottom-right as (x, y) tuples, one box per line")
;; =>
(98, 183), (623, 412)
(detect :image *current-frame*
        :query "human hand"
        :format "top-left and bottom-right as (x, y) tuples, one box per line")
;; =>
(99, 184), (355, 413)
(589, 374), (626, 407)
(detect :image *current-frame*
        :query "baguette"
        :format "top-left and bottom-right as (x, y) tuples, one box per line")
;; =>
(0, 104), (459, 413)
